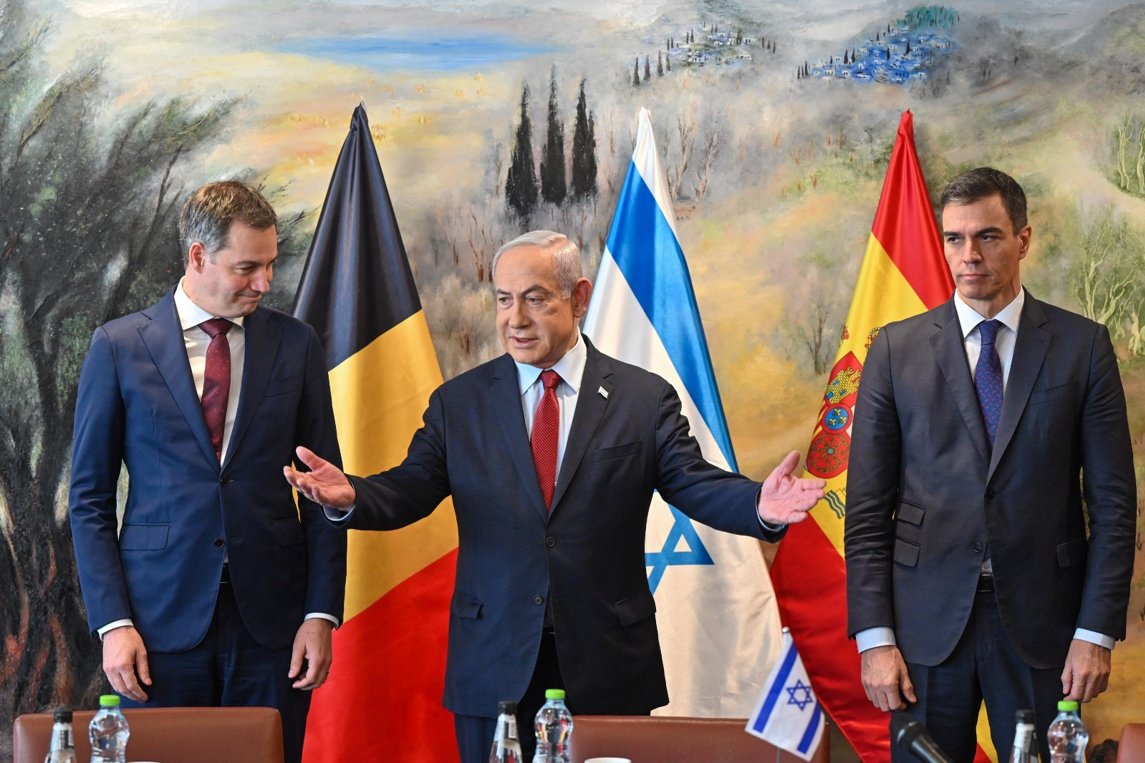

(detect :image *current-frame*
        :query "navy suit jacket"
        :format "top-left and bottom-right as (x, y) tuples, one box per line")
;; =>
(340, 337), (782, 717)
(845, 294), (1136, 669)
(69, 289), (346, 653)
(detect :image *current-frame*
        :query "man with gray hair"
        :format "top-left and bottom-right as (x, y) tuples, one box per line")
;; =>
(70, 180), (346, 763)
(285, 229), (825, 762)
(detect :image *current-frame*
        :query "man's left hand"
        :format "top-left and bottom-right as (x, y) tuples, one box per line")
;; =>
(289, 618), (334, 691)
(756, 450), (826, 525)
(1061, 638), (1111, 702)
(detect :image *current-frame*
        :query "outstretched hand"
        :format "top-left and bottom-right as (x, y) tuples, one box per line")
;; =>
(284, 446), (356, 509)
(756, 450), (826, 525)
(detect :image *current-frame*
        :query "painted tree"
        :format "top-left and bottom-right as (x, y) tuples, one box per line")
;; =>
(570, 79), (597, 201)
(540, 66), (566, 206)
(505, 82), (538, 218)
(632, 58), (640, 87)
(0, 0), (268, 745)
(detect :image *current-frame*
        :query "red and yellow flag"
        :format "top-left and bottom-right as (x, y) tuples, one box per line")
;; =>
(294, 105), (459, 761)
(770, 110), (993, 761)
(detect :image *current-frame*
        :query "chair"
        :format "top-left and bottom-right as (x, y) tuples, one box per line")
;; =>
(1117, 722), (1145, 763)
(568, 715), (831, 763)
(13, 705), (284, 763)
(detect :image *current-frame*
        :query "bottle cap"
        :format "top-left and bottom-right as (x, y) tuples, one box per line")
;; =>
(544, 688), (566, 700)
(497, 700), (518, 715)
(53, 708), (73, 723)
(1016, 709), (1034, 723)
(1057, 700), (1080, 712)
(99, 695), (121, 708)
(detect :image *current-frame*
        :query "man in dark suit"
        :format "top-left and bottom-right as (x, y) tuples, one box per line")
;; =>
(69, 181), (346, 763)
(284, 229), (826, 762)
(845, 167), (1136, 761)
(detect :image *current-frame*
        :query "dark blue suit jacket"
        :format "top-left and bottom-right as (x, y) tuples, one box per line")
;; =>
(341, 337), (783, 717)
(69, 289), (346, 653)
(845, 294), (1136, 669)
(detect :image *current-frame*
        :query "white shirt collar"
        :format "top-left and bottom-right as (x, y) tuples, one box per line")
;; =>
(174, 278), (246, 332)
(953, 287), (1024, 339)
(514, 331), (586, 395)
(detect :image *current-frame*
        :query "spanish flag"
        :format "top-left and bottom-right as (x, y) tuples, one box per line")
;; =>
(294, 104), (459, 762)
(769, 111), (990, 761)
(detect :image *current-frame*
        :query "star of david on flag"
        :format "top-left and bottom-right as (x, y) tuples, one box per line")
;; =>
(583, 107), (783, 717)
(746, 629), (825, 761)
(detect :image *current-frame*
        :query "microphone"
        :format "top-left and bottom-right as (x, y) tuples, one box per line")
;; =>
(890, 712), (955, 763)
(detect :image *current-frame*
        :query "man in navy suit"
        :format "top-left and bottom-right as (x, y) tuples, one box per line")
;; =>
(845, 168), (1136, 761)
(285, 230), (826, 762)
(69, 181), (346, 763)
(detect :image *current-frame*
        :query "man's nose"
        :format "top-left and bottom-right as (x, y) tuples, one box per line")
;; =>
(252, 268), (272, 293)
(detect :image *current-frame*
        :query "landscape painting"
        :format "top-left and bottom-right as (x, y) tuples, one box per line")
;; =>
(1, 0), (1143, 757)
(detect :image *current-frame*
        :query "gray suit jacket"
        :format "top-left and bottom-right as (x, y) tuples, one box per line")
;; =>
(845, 293), (1136, 668)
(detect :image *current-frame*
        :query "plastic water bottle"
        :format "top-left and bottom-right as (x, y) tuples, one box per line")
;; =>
(1046, 700), (1088, 763)
(489, 700), (523, 763)
(88, 695), (130, 763)
(1008, 708), (1037, 763)
(532, 688), (573, 763)
(44, 708), (78, 763)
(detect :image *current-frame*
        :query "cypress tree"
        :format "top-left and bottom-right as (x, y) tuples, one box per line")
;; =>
(540, 66), (566, 205)
(570, 78), (597, 200)
(505, 82), (538, 217)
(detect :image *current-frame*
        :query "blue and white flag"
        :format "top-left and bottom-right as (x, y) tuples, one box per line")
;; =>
(746, 630), (825, 760)
(583, 107), (782, 716)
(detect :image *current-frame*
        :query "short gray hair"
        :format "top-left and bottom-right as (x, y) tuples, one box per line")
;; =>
(178, 181), (277, 261)
(491, 230), (582, 296)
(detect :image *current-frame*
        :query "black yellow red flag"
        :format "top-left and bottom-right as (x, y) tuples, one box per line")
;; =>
(294, 104), (459, 762)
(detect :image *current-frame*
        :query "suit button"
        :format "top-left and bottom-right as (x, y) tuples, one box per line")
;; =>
(984, 488), (995, 500)
(545, 536), (556, 548)
(533, 595), (544, 606)
(971, 541), (984, 553)
(214, 538), (225, 549)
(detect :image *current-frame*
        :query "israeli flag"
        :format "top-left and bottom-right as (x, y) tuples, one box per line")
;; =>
(746, 630), (825, 760)
(583, 108), (782, 716)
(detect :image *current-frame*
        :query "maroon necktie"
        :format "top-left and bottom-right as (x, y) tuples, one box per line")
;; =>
(199, 318), (232, 460)
(530, 370), (561, 510)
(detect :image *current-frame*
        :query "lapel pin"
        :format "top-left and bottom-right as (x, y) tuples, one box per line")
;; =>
(598, 386), (609, 399)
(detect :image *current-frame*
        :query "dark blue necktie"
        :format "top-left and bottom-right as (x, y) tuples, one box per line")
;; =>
(975, 320), (1003, 448)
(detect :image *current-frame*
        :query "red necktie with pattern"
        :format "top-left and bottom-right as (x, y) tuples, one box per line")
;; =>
(530, 370), (561, 510)
(199, 318), (233, 460)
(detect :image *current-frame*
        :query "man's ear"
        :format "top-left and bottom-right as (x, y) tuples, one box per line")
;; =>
(571, 278), (593, 319)
(187, 241), (207, 272)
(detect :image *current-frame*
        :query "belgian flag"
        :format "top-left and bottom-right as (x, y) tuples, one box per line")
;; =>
(294, 104), (459, 761)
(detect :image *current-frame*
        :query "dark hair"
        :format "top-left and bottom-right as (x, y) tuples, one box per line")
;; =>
(940, 167), (1027, 233)
(178, 181), (277, 260)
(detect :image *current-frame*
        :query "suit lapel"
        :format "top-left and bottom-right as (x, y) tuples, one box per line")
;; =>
(990, 295), (1049, 476)
(930, 300), (992, 467)
(225, 307), (279, 469)
(491, 354), (549, 517)
(550, 339), (614, 512)
(138, 291), (218, 467)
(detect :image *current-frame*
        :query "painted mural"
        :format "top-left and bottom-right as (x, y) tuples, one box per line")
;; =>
(1, 0), (1143, 757)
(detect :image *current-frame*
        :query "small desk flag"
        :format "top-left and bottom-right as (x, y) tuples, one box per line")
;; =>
(746, 629), (825, 761)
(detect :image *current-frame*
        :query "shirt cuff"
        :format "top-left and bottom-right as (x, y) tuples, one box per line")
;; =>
(323, 504), (355, 522)
(758, 515), (786, 532)
(1073, 628), (1115, 650)
(98, 619), (135, 639)
(855, 626), (897, 653)
(305, 612), (340, 628)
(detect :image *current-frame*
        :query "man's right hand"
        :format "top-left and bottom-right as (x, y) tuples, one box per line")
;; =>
(102, 626), (151, 702)
(860, 644), (916, 712)
(284, 446), (356, 509)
